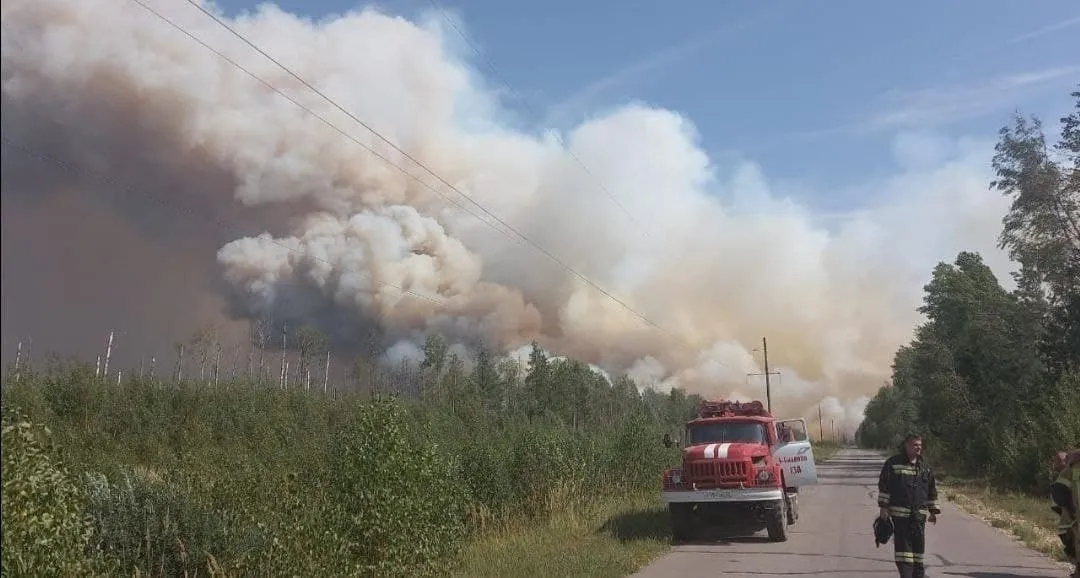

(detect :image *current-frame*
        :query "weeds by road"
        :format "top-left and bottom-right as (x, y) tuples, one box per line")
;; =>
(938, 474), (1066, 562)
(454, 492), (669, 578)
(813, 441), (841, 463)
(456, 440), (845, 576)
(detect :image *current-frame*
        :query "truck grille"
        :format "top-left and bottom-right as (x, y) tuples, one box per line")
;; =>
(687, 460), (748, 488)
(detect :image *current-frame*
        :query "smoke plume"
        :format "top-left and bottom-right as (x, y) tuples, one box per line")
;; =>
(0, 0), (1016, 433)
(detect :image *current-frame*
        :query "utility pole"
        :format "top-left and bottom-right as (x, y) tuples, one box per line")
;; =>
(762, 337), (773, 413)
(818, 404), (824, 441)
(747, 337), (780, 413)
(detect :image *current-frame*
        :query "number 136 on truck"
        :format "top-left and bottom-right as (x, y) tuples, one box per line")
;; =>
(659, 399), (819, 542)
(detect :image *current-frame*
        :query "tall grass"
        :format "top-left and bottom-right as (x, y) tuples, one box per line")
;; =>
(1, 364), (680, 576)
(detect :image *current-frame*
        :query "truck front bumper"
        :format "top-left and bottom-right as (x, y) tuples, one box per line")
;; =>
(661, 487), (783, 503)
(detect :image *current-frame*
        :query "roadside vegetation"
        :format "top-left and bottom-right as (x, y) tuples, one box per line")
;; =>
(811, 440), (841, 464)
(2, 340), (704, 576)
(856, 87), (1080, 560)
(454, 439), (844, 578)
(1, 333), (847, 577)
(938, 475), (1066, 561)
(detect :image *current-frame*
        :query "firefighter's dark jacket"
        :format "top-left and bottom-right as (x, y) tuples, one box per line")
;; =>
(1050, 473), (1075, 519)
(877, 453), (941, 517)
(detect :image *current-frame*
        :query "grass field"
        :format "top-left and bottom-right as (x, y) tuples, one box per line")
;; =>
(454, 492), (669, 578)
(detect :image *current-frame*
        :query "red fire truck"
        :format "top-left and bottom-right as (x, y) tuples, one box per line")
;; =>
(660, 399), (818, 542)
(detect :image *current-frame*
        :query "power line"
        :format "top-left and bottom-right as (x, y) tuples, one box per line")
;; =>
(128, 0), (521, 248)
(170, 0), (668, 326)
(0, 135), (444, 308)
(424, 0), (652, 240)
(125, 0), (707, 357)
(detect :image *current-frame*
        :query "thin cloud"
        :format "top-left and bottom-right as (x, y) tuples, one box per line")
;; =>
(862, 65), (1080, 132)
(728, 66), (1079, 154)
(544, 7), (780, 127)
(1005, 15), (1080, 45)
(725, 126), (853, 156)
(947, 14), (1080, 67)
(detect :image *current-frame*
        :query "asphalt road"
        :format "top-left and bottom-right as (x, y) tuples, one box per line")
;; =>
(631, 448), (1068, 578)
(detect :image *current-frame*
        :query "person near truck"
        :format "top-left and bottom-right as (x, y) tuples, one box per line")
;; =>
(778, 423), (794, 443)
(1052, 449), (1080, 578)
(1073, 450), (1080, 578)
(877, 434), (940, 578)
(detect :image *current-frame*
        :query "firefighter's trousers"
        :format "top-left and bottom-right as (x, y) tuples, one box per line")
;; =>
(890, 513), (927, 578)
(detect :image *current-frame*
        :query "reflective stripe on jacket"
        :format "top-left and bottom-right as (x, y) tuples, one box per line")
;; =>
(877, 453), (941, 516)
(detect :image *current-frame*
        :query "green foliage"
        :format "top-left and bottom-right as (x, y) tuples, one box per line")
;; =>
(322, 399), (470, 577)
(81, 468), (239, 576)
(0, 329), (695, 576)
(992, 103), (1080, 308)
(858, 88), (1080, 490)
(1, 406), (97, 576)
(607, 415), (679, 490)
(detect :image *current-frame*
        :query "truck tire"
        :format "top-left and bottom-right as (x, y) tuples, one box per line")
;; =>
(669, 503), (694, 543)
(767, 500), (788, 542)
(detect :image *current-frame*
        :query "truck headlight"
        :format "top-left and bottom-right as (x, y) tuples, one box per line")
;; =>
(672, 471), (682, 485)
(756, 468), (773, 483)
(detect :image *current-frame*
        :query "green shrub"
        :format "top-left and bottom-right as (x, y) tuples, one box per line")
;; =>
(322, 398), (470, 577)
(81, 467), (244, 576)
(1, 407), (96, 576)
(604, 417), (678, 491)
(508, 426), (579, 514)
(1, 363), (689, 574)
(455, 432), (516, 516)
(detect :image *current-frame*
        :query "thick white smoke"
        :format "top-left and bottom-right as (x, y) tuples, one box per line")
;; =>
(0, 0), (1017, 434)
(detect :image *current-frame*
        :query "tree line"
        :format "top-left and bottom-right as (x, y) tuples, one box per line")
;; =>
(414, 335), (704, 432)
(106, 317), (706, 434)
(1, 329), (705, 575)
(856, 87), (1080, 489)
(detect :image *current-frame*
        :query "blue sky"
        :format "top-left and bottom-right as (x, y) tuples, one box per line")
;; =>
(213, 0), (1080, 211)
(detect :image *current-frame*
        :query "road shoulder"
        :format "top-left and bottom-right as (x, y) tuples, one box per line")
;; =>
(939, 480), (1073, 571)
(630, 448), (1069, 577)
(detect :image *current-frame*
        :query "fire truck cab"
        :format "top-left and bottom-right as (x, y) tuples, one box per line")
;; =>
(660, 399), (818, 542)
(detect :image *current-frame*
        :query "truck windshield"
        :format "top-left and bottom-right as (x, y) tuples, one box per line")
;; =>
(688, 422), (767, 445)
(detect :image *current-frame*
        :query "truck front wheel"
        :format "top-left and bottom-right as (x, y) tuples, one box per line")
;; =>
(766, 499), (788, 542)
(669, 503), (694, 542)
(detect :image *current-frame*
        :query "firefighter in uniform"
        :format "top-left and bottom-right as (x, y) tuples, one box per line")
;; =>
(1054, 449), (1080, 578)
(1051, 451), (1076, 570)
(1072, 451), (1080, 578)
(877, 434), (940, 578)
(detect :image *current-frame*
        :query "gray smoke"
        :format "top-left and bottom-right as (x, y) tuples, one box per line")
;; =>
(0, 0), (1016, 432)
